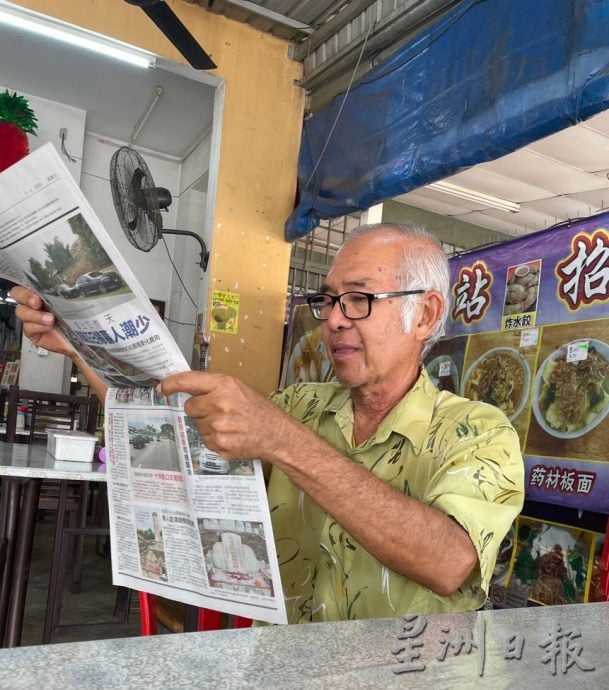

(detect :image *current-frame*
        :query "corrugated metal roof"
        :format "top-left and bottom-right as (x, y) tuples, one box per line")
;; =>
(188, 0), (462, 110)
(189, 0), (349, 42)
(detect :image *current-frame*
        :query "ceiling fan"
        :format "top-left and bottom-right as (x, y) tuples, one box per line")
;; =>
(124, 0), (217, 70)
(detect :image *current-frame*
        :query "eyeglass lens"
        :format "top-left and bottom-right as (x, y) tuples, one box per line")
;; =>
(309, 292), (370, 319)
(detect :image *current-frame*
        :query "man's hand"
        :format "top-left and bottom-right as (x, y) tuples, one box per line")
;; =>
(158, 371), (290, 461)
(11, 285), (75, 356)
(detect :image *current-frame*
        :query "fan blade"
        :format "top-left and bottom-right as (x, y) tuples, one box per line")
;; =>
(132, 0), (217, 70)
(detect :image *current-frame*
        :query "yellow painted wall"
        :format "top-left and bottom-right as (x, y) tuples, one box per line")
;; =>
(14, 0), (304, 394)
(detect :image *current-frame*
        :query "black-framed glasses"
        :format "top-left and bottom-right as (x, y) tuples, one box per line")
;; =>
(306, 290), (425, 321)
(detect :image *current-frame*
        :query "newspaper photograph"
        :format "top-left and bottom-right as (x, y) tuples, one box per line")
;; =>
(0, 144), (287, 624)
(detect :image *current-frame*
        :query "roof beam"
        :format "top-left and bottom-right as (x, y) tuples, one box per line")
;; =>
(295, 0), (378, 61)
(218, 0), (314, 33)
(301, 0), (460, 95)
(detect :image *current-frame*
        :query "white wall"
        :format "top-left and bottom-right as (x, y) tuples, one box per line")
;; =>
(168, 134), (212, 357)
(0, 84), (86, 184)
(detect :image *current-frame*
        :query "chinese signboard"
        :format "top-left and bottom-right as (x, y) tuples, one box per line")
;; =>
(427, 212), (609, 512)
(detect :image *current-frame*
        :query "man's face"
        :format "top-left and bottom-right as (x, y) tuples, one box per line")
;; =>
(321, 233), (424, 392)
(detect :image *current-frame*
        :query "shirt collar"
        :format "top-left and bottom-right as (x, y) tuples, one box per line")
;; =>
(322, 368), (439, 454)
(380, 368), (438, 453)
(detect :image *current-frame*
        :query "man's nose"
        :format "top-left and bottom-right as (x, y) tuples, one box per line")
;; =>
(325, 299), (350, 328)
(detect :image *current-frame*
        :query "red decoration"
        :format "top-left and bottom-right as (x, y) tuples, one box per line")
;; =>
(0, 90), (38, 173)
(0, 121), (30, 173)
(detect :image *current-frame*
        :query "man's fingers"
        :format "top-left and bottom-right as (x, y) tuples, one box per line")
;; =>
(15, 303), (55, 326)
(158, 371), (226, 397)
(10, 285), (43, 309)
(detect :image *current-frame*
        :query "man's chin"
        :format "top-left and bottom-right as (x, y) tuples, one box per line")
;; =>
(333, 368), (363, 389)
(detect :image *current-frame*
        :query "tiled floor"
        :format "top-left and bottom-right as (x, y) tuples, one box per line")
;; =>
(20, 514), (142, 647)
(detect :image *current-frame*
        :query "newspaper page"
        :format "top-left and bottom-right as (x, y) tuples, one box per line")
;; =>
(0, 144), (287, 624)
(106, 388), (286, 623)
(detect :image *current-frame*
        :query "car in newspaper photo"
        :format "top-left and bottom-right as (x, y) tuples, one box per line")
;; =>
(192, 448), (230, 474)
(75, 270), (123, 296)
(130, 433), (150, 450)
(57, 283), (79, 298)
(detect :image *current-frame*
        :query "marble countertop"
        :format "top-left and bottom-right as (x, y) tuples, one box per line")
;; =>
(0, 602), (607, 688)
(0, 441), (106, 481)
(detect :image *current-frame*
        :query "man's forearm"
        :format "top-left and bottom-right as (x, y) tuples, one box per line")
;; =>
(267, 418), (478, 596)
(69, 353), (109, 403)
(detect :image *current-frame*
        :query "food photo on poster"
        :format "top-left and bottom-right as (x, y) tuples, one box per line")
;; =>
(489, 516), (606, 608)
(502, 259), (542, 326)
(423, 335), (467, 394)
(280, 296), (334, 387)
(532, 337), (609, 439)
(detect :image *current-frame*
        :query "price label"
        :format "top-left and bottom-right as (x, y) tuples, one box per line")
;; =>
(438, 360), (451, 377)
(519, 329), (539, 348)
(566, 340), (589, 363)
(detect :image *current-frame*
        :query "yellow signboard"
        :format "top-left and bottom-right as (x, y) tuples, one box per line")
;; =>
(210, 290), (240, 334)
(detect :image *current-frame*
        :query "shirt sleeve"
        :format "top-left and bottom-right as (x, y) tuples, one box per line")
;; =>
(424, 414), (525, 594)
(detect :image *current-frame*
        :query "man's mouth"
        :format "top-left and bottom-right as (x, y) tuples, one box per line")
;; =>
(331, 344), (358, 361)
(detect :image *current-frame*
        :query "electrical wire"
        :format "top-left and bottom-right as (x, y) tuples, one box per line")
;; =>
(302, 0), (485, 197)
(302, 20), (375, 194)
(165, 317), (196, 326)
(161, 235), (198, 309)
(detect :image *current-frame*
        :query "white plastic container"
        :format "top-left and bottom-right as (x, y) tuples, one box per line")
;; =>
(46, 430), (97, 463)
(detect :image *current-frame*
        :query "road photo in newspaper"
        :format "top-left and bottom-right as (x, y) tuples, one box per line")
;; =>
(0, 144), (287, 624)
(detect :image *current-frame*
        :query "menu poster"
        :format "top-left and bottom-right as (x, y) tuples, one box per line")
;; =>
(427, 212), (609, 512)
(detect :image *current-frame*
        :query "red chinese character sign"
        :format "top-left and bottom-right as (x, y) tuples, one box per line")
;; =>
(425, 212), (609, 513)
(556, 230), (609, 309)
(452, 261), (492, 324)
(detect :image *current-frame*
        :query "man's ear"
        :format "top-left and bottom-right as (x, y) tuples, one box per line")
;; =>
(414, 291), (444, 342)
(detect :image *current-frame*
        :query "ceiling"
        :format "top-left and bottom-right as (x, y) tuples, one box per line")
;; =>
(393, 109), (609, 240)
(189, 0), (345, 42)
(0, 18), (216, 159)
(193, 0), (461, 107)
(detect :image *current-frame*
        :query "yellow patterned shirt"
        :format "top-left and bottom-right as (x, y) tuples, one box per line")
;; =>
(267, 367), (524, 623)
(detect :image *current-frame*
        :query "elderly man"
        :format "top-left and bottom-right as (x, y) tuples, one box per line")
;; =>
(13, 223), (524, 623)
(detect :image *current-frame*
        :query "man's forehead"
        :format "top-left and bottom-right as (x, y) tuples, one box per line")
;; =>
(327, 247), (401, 286)
(323, 271), (375, 289)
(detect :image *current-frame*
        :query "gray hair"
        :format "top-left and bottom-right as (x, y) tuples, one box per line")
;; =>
(339, 223), (450, 357)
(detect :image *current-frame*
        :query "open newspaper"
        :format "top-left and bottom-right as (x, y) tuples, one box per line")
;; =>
(0, 143), (287, 624)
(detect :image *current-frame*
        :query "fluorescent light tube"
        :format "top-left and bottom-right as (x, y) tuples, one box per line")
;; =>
(0, 1), (156, 69)
(428, 180), (520, 213)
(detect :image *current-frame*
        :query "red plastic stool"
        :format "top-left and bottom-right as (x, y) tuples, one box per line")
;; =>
(138, 592), (252, 635)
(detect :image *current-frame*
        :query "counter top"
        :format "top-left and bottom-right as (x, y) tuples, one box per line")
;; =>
(0, 441), (105, 481)
(0, 601), (607, 688)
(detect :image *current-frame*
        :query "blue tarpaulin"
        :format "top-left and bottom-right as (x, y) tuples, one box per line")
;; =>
(286, 0), (609, 240)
